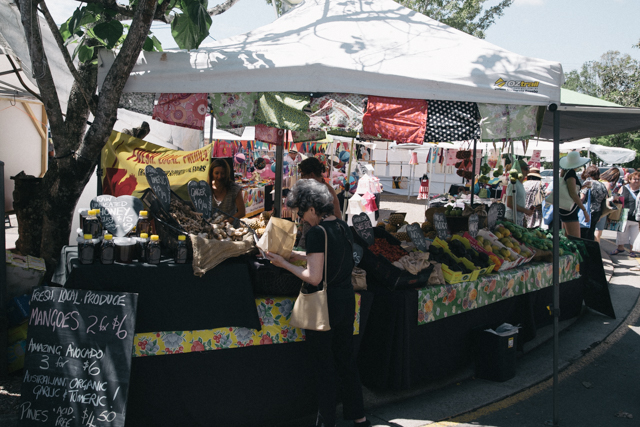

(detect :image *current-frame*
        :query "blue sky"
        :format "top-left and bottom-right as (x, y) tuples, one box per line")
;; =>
(48, 0), (640, 74)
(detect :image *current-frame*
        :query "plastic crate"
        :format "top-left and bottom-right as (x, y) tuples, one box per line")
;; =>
(352, 227), (433, 291)
(432, 238), (481, 284)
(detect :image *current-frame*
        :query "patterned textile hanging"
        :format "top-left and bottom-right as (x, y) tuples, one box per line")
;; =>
(424, 100), (480, 142)
(478, 104), (542, 141)
(308, 93), (366, 134)
(209, 92), (260, 130)
(152, 93), (208, 130)
(362, 96), (427, 144)
(119, 92), (156, 116)
(254, 92), (310, 132)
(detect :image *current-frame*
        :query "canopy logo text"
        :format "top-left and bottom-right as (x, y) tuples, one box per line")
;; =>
(494, 78), (540, 93)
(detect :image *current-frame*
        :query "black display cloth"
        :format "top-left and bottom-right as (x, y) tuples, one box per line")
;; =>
(358, 277), (584, 390)
(65, 257), (261, 333)
(124, 290), (374, 427)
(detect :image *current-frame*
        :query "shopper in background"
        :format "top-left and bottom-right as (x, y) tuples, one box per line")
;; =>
(265, 179), (370, 427)
(610, 171), (640, 256)
(579, 166), (608, 240)
(594, 167), (621, 243)
(505, 163), (533, 226)
(558, 151), (590, 238)
(523, 167), (544, 228)
(210, 158), (246, 219)
(299, 157), (342, 217)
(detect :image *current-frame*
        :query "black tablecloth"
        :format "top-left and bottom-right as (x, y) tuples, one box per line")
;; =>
(358, 278), (584, 390)
(65, 257), (262, 333)
(124, 290), (374, 427)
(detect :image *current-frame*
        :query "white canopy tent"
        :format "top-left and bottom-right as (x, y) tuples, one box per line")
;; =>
(98, 0), (563, 105)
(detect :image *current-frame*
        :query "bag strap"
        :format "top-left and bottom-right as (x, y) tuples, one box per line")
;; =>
(317, 225), (328, 290)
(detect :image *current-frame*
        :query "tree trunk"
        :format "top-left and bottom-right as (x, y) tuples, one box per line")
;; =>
(12, 172), (43, 257)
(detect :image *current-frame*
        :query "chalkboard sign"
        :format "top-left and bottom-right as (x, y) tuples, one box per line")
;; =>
(353, 242), (363, 266)
(468, 214), (480, 238)
(406, 223), (428, 252)
(19, 286), (137, 427)
(188, 180), (213, 219)
(433, 212), (450, 240)
(352, 213), (374, 246)
(487, 203), (505, 231)
(90, 195), (143, 237)
(145, 166), (170, 212)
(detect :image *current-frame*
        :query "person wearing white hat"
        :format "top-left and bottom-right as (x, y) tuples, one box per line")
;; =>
(558, 151), (590, 237)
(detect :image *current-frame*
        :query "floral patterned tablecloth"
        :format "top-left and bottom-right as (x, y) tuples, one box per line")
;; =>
(133, 294), (362, 357)
(418, 255), (580, 325)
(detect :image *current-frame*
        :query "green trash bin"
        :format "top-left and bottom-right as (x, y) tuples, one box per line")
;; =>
(474, 327), (518, 382)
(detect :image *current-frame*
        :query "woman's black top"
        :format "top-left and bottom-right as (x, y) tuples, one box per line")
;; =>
(305, 219), (354, 300)
(621, 185), (640, 221)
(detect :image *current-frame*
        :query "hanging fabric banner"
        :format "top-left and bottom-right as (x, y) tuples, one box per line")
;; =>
(362, 96), (428, 144)
(424, 100), (480, 142)
(101, 131), (212, 201)
(152, 93), (209, 130)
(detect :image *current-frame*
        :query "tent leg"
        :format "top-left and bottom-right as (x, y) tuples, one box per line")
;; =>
(470, 139), (477, 206)
(273, 135), (284, 218)
(551, 106), (561, 427)
(342, 138), (356, 221)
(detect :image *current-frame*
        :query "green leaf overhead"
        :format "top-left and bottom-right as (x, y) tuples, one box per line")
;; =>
(93, 20), (124, 50)
(171, 0), (212, 50)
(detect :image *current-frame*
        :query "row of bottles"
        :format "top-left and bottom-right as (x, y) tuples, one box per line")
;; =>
(79, 233), (186, 265)
(79, 208), (187, 265)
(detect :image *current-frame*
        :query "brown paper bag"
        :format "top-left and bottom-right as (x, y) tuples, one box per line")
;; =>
(257, 217), (296, 259)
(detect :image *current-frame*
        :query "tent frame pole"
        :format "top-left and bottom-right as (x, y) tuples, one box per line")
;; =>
(550, 105), (561, 427)
(273, 134), (284, 218)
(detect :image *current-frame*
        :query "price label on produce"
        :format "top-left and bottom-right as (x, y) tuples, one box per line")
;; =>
(487, 203), (505, 231)
(188, 180), (213, 219)
(406, 223), (428, 252)
(91, 195), (143, 237)
(433, 212), (450, 240)
(352, 213), (374, 246)
(353, 242), (363, 266)
(145, 166), (171, 212)
(468, 214), (480, 238)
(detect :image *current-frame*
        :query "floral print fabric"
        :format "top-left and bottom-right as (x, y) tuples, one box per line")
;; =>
(255, 92), (310, 132)
(417, 255), (580, 325)
(152, 93), (209, 130)
(478, 104), (541, 141)
(309, 93), (366, 134)
(134, 294), (362, 357)
(363, 96), (428, 144)
(209, 92), (260, 129)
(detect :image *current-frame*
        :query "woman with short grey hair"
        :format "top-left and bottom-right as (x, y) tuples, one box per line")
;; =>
(266, 179), (370, 427)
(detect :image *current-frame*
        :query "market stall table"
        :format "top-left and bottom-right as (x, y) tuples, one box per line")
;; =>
(61, 254), (373, 426)
(358, 255), (586, 390)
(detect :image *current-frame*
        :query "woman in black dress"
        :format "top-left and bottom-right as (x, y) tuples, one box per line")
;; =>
(265, 179), (369, 427)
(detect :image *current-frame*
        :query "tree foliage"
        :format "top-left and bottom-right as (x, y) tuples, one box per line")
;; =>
(397, 0), (513, 39)
(266, 0), (513, 39)
(563, 50), (640, 168)
(12, 0), (240, 276)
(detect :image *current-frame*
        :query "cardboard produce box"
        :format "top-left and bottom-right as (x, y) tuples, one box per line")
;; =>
(6, 250), (45, 300)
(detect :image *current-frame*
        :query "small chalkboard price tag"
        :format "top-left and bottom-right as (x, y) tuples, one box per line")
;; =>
(145, 165), (171, 212)
(19, 286), (137, 427)
(188, 180), (213, 219)
(487, 203), (505, 231)
(468, 213), (480, 238)
(353, 242), (363, 266)
(406, 223), (428, 252)
(91, 195), (143, 237)
(352, 212), (374, 246)
(433, 212), (450, 240)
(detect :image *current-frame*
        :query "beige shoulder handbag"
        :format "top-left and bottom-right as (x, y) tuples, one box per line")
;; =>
(290, 225), (330, 331)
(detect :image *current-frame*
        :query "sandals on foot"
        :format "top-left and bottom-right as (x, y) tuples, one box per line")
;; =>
(630, 266), (640, 271)
(610, 249), (626, 255)
(628, 251), (640, 258)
